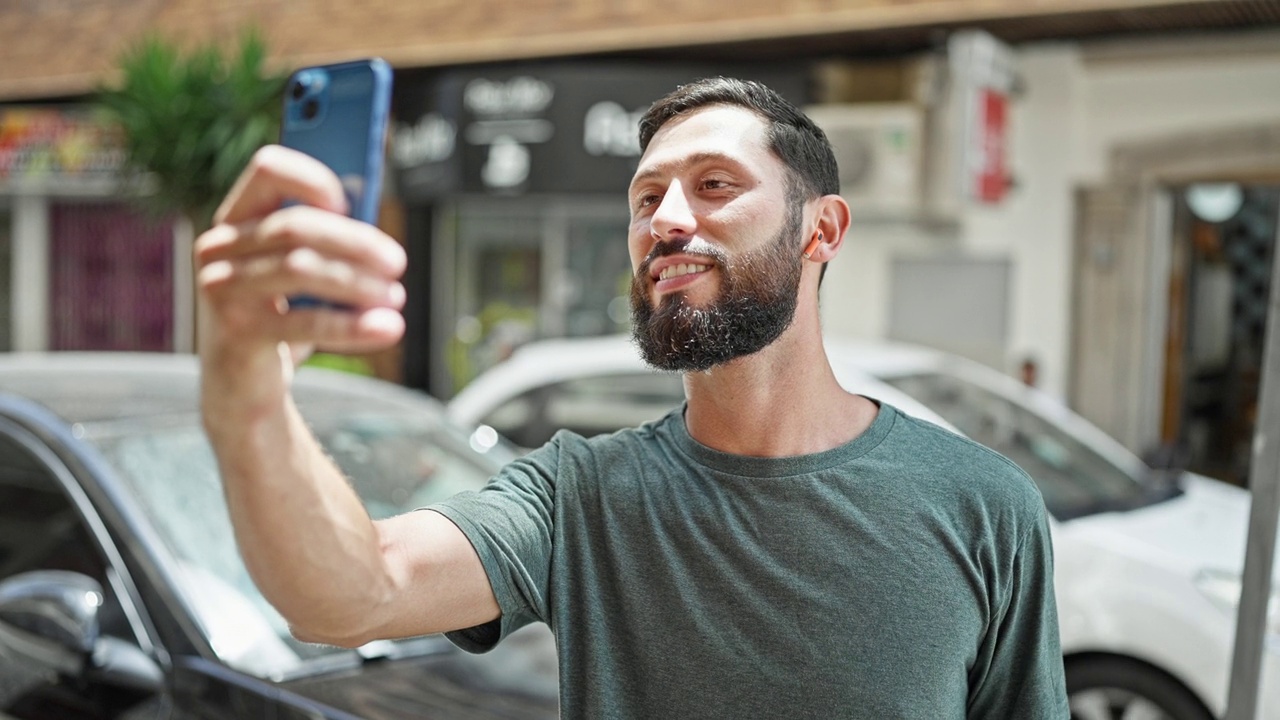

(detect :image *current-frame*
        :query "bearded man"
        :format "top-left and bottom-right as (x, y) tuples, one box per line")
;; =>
(197, 77), (1068, 719)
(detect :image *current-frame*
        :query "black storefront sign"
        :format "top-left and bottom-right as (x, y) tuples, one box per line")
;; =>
(392, 63), (807, 200)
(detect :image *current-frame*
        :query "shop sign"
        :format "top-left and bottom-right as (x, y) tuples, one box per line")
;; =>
(948, 30), (1015, 205)
(462, 75), (556, 190)
(393, 64), (806, 199)
(975, 88), (1008, 203)
(582, 100), (645, 157)
(0, 107), (126, 189)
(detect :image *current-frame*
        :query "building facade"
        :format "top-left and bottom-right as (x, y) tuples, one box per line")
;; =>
(0, 106), (190, 354)
(2, 0), (1279, 483)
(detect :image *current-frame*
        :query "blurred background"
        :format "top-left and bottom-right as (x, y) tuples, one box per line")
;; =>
(0, 0), (1278, 488)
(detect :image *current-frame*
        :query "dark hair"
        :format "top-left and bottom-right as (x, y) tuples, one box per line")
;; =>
(638, 77), (840, 202)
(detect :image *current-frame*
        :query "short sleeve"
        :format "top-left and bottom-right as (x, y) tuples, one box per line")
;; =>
(967, 506), (1070, 719)
(426, 437), (561, 653)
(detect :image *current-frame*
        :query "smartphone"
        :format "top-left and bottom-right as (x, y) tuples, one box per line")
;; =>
(279, 58), (393, 309)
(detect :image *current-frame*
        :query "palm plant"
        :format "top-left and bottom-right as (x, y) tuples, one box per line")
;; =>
(97, 29), (285, 230)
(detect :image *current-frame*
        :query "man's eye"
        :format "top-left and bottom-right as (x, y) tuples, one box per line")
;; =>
(701, 178), (729, 190)
(637, 194), (660, 208)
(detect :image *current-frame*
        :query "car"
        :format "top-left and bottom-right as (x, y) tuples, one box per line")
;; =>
(445, 335), (957, 451)
(447, 334), (1280, 720)
(0, 352), (558, 720)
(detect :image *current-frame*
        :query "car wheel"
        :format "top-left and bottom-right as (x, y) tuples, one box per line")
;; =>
(1066, 657), (1213, 720)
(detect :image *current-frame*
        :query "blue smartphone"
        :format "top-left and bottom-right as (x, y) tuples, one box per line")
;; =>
(279, 58), (393, 309)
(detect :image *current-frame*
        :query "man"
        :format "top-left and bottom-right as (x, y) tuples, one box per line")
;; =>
(196, 77), (1068, 718)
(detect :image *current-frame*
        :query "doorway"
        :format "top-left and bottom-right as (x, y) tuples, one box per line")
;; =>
(48, 201), (175, 351)
(1164, 184), (1280, 485)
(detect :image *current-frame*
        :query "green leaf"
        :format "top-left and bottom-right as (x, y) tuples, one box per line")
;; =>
(94, 25), (284, 230)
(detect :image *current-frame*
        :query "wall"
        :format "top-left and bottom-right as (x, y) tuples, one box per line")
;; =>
(966, 44), (1082, 397)
(12, 196), (49, 352)
(822, 30), (1280, 404)
(820, 44), (1085, 396)
(1079, 36), (1280, 183)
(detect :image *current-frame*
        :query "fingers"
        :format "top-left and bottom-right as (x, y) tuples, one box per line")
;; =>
(215, 145), (348, 226)
(259, 308), (407, 354)
(199, 145), (410, 356)
(202, 249), (405, 309)
(197, 205), (407, 279)
(197, 217), (407, 355)
(199, 266), (406, 354)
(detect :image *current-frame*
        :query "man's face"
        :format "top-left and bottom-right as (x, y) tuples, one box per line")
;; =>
(626, 105), (805, 372)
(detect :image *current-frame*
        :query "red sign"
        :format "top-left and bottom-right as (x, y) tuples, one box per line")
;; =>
(976, 89), (1008, 204)
(949, 29), (1014, 206)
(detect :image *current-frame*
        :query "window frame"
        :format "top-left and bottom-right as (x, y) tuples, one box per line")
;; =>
(0, 411), (164, 663)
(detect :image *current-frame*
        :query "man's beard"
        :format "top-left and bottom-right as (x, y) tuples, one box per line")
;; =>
(629, 202), (804, 372)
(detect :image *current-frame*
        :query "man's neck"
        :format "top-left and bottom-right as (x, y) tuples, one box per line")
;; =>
(681, 324), (878, 458)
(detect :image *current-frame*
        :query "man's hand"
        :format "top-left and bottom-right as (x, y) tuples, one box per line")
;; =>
(195, 145), (407, 414)
(190, 146), (499, 645)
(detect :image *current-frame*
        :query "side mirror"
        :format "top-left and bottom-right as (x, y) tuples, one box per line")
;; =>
(1142, 442), (1188, 472)
(0, 569), (103, 674)
(1141, 442), (1189, 494)
(0, 570), (163, 694)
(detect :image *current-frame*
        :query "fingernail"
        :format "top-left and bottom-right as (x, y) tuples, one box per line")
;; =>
(381, 245), (407, 272)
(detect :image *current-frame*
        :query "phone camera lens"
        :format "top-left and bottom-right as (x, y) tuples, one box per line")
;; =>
(290, 80), (307, 100)
(302, 99), (320, 120)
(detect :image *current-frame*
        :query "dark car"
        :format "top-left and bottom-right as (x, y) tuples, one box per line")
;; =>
(0, 353), (558, 720)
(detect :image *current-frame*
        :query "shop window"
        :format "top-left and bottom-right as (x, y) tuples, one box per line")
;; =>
(447, 203), (630, 393)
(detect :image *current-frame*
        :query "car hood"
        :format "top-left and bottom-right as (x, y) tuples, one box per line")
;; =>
(1065, 473), (1262, 576)
(281, 630), (559, 719)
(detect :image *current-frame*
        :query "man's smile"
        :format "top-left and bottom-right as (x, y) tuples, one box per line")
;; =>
(648, 256), (715, 294)
(659, 262), (711, 281)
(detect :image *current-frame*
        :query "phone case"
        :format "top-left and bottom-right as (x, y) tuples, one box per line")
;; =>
(279, 58), (393, 308)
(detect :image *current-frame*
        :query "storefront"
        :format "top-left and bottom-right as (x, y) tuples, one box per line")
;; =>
(391, 62), (807, 397)
(1061, 47), (1280, 484)
(0, 106), (184, 353)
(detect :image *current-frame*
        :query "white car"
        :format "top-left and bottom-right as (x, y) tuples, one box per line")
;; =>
(449, 334), (1280, 720)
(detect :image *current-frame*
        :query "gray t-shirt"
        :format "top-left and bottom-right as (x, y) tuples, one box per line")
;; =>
(430, 402), (1069, 719)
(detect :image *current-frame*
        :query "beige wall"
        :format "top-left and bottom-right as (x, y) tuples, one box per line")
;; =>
(820, 30), (1280, 412)
(1080, 41), (1280, 180)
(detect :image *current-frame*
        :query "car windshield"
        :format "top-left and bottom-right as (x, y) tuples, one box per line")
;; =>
(483, 371), (686, 450)
(79, 397), (505, 679)
(881, 372), (1156, 520)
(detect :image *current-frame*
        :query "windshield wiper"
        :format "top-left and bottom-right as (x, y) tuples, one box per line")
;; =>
(273, 636), (453, 681)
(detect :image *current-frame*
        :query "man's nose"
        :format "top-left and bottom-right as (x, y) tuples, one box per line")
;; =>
(650, 182), (696, 239)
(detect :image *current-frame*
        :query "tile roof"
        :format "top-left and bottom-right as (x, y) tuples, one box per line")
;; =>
(1, 0), (1277, 101)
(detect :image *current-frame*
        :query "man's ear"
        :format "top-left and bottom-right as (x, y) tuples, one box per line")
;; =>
(804, 194), (851, 264)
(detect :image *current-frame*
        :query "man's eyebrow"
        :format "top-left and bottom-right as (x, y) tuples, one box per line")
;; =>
(628, 151), (748, 193)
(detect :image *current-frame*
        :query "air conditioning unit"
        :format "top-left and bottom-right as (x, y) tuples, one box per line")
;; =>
(804, 103), (929, 222)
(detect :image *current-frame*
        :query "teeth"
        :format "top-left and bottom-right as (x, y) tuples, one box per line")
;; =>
(659, 263), (710, 281)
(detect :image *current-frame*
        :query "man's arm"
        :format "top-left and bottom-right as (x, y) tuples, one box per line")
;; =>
(197, 145), (499, 646)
